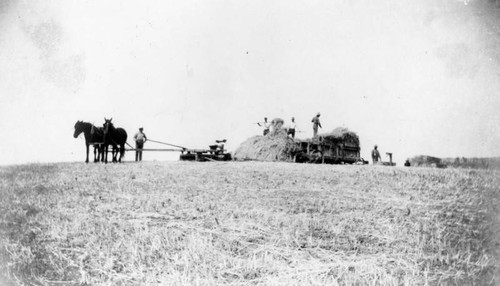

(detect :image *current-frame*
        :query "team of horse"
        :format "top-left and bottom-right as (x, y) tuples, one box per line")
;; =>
(73, 118), (128, 163)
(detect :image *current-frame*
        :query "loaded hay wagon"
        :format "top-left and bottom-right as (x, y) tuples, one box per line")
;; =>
(293, 128), (368, 164)
(233, 127), (368, 165)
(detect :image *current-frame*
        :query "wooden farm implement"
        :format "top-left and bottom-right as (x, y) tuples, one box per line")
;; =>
(123, 139), (232, 162)
(179, 139), (232, 162)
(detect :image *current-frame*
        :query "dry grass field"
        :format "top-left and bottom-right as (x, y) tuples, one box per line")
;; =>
(0, 161), (499, 285)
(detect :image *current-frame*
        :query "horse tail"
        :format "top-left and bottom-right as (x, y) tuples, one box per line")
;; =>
(121, 144), (126, 159)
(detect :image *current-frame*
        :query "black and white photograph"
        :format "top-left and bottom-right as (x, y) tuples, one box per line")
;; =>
(0, 0), (499, 285)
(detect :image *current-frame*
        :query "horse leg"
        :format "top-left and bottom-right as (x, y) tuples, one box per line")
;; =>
(104, 145), (108, 164)
(99, 144), (103, 162)
(112, 145), (118, 163)
(119, 144), (125, 162)
(85, 144), (89, 163)
(93, 145), (97, 162)
(100, 144), (104, 162)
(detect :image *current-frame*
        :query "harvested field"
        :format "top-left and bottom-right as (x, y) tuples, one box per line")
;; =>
(0, 162), (499, 285)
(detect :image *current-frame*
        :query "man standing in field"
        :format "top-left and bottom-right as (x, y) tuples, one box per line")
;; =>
(257, 117), (271, 136)
(311, 112), (322, 137)
(134, 127), (147, 161)
(288, 117), (297, 138)
(372, 145), (382, 164)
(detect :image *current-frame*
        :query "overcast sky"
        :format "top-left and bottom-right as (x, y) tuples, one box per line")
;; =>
(1, 0), (499, 165)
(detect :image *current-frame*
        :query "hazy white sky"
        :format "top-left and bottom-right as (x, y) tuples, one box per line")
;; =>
(1, 0), (499, 165)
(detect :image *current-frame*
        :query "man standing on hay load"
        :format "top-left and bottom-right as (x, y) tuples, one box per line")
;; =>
(257, 117), (271, 136)
(134, 127), (147, 161)
(287, 117), (297, 138)
(372, 145), (382, 165)
(311, 112), (322, 137)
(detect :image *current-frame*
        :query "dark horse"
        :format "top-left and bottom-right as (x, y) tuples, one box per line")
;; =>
(73, 121), (104, 163)
(102, 118), (128, 163)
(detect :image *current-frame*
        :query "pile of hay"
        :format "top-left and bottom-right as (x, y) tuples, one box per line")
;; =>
(233, 132), (299, 161)
(270, 118), (285, 135)
(318, 127), (359, 145)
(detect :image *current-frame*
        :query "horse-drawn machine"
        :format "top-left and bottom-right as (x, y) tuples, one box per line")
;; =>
(74, 119), (232, 163)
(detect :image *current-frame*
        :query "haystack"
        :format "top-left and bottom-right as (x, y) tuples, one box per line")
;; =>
(318, 127), (359, 145)
(234, 132), (299, 161)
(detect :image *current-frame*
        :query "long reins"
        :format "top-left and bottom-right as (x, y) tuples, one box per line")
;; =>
(145, 139), (186, 150)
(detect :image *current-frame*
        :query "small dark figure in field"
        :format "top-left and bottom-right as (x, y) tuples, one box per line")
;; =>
(102, 118), (128, 163)
(73, 121), (104, 163)
(405, 159), (411, 167)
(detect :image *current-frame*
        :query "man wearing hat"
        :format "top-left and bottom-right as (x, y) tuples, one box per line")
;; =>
(311, 112), (322, 137)
(133, 127), (147, 161)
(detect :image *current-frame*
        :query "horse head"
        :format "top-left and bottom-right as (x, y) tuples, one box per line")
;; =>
(103, 118), (116, 142)
(103, 118), (113, 132)
(74, 120), (84, 138)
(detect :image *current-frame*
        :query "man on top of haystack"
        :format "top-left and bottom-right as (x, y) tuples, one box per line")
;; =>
(257, 117), (271, 136)
(287, 117), (297, 138)
(311, 112), (322, 137)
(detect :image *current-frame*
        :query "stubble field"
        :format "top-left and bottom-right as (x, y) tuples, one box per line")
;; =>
(0, 161), (499, 285)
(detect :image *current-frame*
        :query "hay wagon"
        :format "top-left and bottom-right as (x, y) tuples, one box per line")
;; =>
(294, 131), (367, 165)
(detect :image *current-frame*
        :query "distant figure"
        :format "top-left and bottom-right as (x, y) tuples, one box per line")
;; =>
(257, 117), (271, 136)
(311, 112), (322, 137)
(134, 127), (147, 161)
(288, 117), (297, 138)
(404, 159), (411, 167)
(371, 145), (382, 164)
